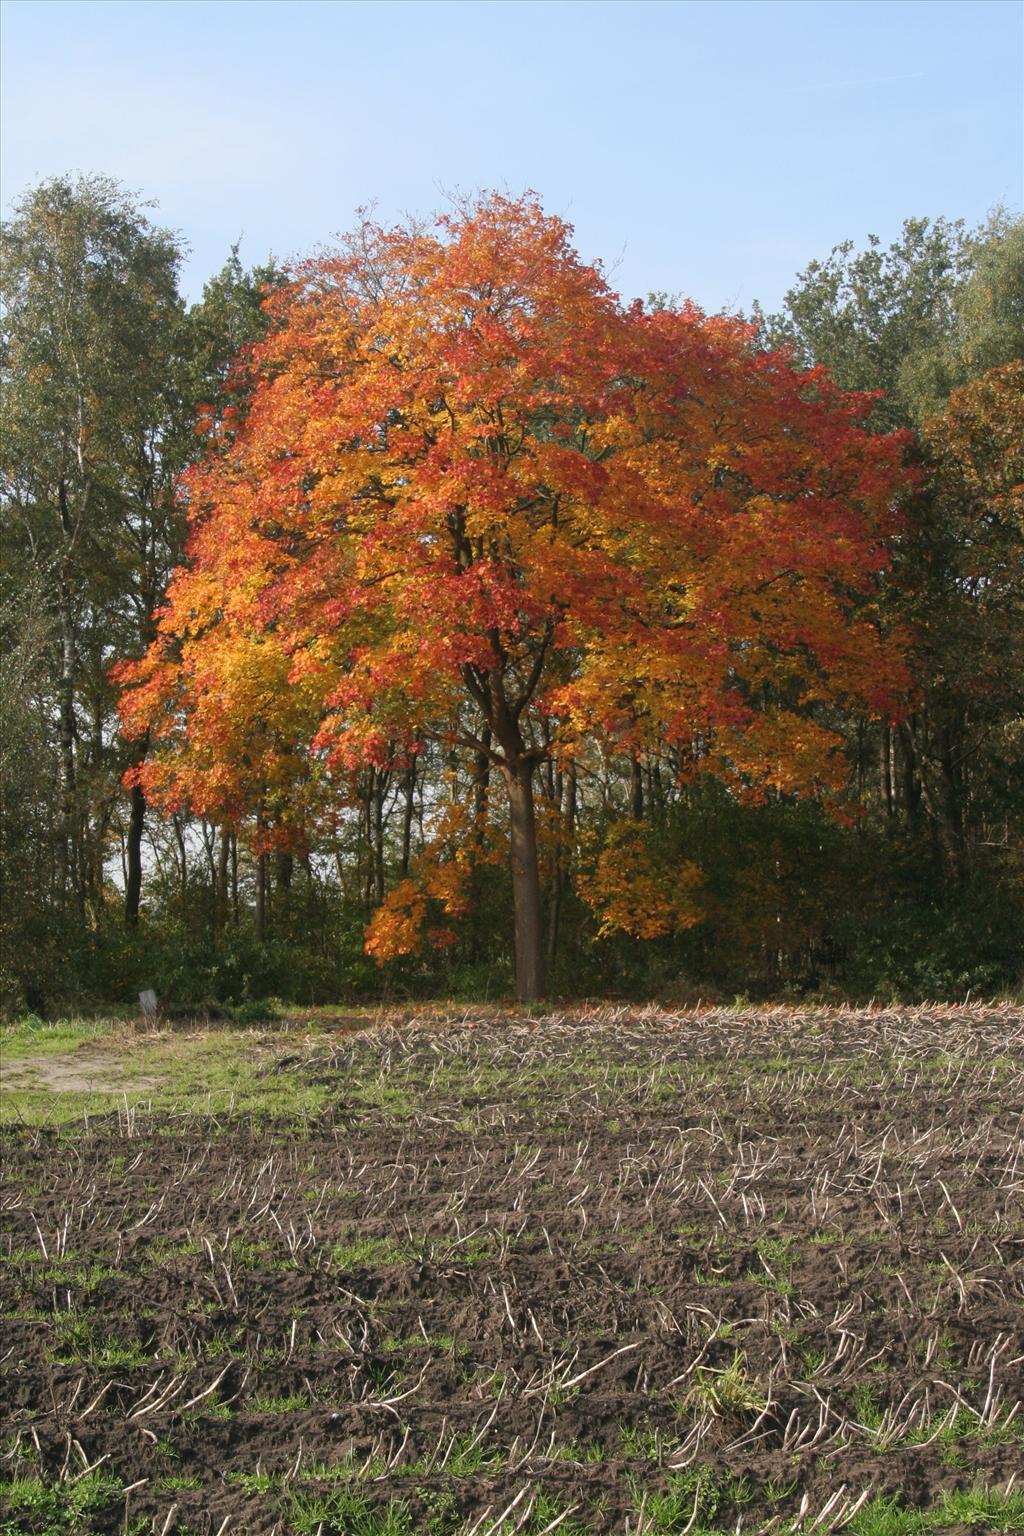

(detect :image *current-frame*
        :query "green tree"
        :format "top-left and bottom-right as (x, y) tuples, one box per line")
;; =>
(756, 213), (1024, 882)
(1, 177), (283, 989)
(755, 210), (1023, 430)
(954, 216), (1024, 377)
(1, 175), (187, 934)
(186, 241), (284, 418)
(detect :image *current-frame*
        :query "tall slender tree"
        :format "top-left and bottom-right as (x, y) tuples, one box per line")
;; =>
(1, 176), (185, 926)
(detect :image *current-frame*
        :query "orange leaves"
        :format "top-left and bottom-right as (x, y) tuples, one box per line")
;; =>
(364, 799), (476, 963)
(580, 820), (702, 941)
(924, 361), (1024, 508)
(364, 879), (429, 960)
(115, 193), (913, 958)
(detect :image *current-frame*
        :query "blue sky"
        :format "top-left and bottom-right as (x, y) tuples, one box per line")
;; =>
(2, 0), (1021, 313)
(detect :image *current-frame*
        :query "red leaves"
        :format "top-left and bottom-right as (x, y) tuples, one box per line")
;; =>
(116, 194), (911, 908)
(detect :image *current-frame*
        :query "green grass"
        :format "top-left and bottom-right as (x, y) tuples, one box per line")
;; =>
(330, 1235), (408, 1268)
(226, 1469), (286, 1494)
(679, 1353), (767, 1421)
(845, 1486), (1024, 1535)
(0, 1014), (124, 1057)
(250, 1390), (312, 1413)
(288, 1488), (415, 1536)
(0, 1015), (342, 1124)
(632, 1467), (721, 1531)
(0, 1471), (130, 1534)
(46, 1313), (151, 1367)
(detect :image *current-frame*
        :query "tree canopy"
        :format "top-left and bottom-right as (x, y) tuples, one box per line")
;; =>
(118, 195), (911, 999)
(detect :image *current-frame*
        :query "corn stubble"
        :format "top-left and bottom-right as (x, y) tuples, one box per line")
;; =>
(1, 1002), (1022, 1533)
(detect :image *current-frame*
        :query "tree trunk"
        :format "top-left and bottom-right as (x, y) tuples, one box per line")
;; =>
(897, 723), (922, 832)
(505, 758), (545, 1002)
(630, 755), (644, 820)
(125, 780), (146, 927)
(938, 723), (966, 884)
(57, 583), (83, 919)
(255, 852), (267, 942)
(172, 813), (188, 902)
(400, 761), (416, 878)
(361, 770), (373, 910)
(216, 827), (230, 931)
(547, 759), (577, 971)
(473, 730), (492, 831)
(371, 773), (386, 906)
(201, 820), (218, 892)
(881, 725), (894, 818)
(899, 718), (962, 881)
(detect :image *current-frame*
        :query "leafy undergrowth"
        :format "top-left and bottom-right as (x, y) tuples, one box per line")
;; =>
(1, 1003), (1022, 1534)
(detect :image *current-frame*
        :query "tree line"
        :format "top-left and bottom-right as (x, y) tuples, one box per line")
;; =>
(1, 177), (1021, 1011)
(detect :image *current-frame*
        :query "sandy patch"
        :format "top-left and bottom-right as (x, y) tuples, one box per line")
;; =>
(1, 1049), (160, 1094)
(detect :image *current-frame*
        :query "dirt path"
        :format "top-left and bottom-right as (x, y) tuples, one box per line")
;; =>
(1, 1047), (160, 1094)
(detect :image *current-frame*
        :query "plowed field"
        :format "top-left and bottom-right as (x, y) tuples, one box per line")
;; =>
(2, 1005), (1022, 1534)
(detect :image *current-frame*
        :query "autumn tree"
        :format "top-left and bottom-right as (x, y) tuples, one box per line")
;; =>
(119, 196), (909, 1000)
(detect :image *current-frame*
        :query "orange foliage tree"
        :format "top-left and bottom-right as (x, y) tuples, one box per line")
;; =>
(118, 195), (910, 999)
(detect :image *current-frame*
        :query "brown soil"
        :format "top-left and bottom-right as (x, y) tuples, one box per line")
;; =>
(1, 1005), (1021, 1534)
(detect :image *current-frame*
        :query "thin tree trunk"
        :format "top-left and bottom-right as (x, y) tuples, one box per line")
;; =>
(473, 730), (492, 830)
(125, 781), (146, 927)
(900, 718), (962, 880)
(172, 813), (188, 902)
(646, 759), (661, 814)
(547, 759), (577, 971)
(255, 852), (267, 941)
(202, 820), (218, 890)
(505, 758), (545, 1002)
(57, 583), (83, 919)
(216, 827), (230, 932)
(938, 722), (966, 883)
(881, 725), (894, 818)
(467, 734), (492, 963)
(630, 754), (644, 820)
(897, 720), (922, 832)
(371, 774), (385, 906)
(361, 770), (373, 910)
(400, 761), (416, 878)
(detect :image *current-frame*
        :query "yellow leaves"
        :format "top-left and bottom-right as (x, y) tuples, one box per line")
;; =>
(717, 713), (847, 800)
(580, 820), (702, 940)
(364, 879), (428, 960)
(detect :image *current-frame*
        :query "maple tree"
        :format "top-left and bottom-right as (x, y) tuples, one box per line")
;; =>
(118, 195), (910, 1000)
